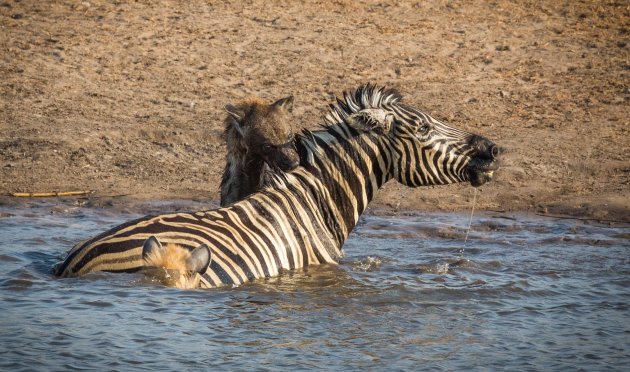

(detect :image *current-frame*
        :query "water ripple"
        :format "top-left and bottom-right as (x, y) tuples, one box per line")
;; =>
(0, 204), (628, 370)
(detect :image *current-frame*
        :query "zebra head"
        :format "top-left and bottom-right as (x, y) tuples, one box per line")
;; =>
(339, 85), (501, 187)
(142, 236), (211, 289)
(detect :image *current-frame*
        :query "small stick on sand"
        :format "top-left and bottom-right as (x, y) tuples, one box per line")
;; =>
(10, 191), (94, 197)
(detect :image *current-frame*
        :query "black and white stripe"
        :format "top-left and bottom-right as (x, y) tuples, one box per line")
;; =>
(55, 84), (500, 288)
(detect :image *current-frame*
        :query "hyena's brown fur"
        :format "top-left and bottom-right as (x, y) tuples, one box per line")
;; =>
(220, 96), (299, 206)
(142, 236), (211, 289)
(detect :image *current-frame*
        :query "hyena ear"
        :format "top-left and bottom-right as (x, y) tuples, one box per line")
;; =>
(142, 236), (163, 261)
(346, 108), (394, 133)
(224, 104), (245, 121)
(186, 244), (211, 275)
(272, 96), (294, 113)
(225, 104), (247, 136)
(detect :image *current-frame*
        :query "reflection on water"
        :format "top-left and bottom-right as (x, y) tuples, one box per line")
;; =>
(0, 201), (628, 370)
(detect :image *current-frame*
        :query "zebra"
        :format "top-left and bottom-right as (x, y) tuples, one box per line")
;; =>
(54, 84), (501, 288)
(221, 96), (299, 207)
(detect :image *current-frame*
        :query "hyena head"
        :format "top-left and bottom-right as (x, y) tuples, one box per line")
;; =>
(224, 96), (299, 172)
(142, 236), (211, 289)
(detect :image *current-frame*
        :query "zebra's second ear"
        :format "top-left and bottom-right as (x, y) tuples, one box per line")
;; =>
(142, 236), (163, 261)
(186, 244), (211, 275)
(272, 96), (294, 113)
(346, 109), (393, 133)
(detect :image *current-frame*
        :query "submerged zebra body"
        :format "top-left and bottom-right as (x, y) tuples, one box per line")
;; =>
(55, 85), (501, 288)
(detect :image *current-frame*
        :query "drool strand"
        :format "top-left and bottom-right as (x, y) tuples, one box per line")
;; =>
(461, 188), (478, 256)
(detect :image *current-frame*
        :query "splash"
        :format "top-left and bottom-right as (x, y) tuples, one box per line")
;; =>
(352, 256), (382, 272)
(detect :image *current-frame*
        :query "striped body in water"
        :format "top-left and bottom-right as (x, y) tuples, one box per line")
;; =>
(54, 85), (501, 288)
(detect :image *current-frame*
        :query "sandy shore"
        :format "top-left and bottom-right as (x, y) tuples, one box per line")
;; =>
(1, 1), (628, 221)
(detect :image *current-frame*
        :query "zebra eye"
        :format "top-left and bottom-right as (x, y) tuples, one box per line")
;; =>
(418, 124), (430, 135)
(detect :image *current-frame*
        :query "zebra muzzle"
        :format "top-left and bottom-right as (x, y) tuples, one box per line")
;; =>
(467, 144), (502, 187)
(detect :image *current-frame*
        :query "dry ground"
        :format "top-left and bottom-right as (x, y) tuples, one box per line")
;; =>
(1, 0), (628, 221)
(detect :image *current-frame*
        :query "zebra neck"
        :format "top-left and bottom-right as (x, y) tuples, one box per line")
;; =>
(300, 124), (394, 245)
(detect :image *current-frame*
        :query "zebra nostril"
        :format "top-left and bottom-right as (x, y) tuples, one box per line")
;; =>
(490, 145), (500, 159)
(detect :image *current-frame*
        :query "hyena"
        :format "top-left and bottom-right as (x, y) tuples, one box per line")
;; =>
(142, 236), (211, 289)
(220, 96), (299, 206)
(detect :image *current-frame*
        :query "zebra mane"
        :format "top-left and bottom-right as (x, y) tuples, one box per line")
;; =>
(323, 84), (403, 127)
(290, 84), (403, 169)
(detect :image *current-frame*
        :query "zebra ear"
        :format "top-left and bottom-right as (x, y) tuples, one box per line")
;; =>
(186, 244), (211, 275)
(142, 236), (163, 261)
(346, 109), (393, 133)
(272, 96), (294, 113)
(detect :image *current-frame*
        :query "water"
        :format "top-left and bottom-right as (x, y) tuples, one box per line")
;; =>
(0, 201), (628, 371)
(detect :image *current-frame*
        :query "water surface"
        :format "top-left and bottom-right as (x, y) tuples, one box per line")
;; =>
(0, 201), (628, 370)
